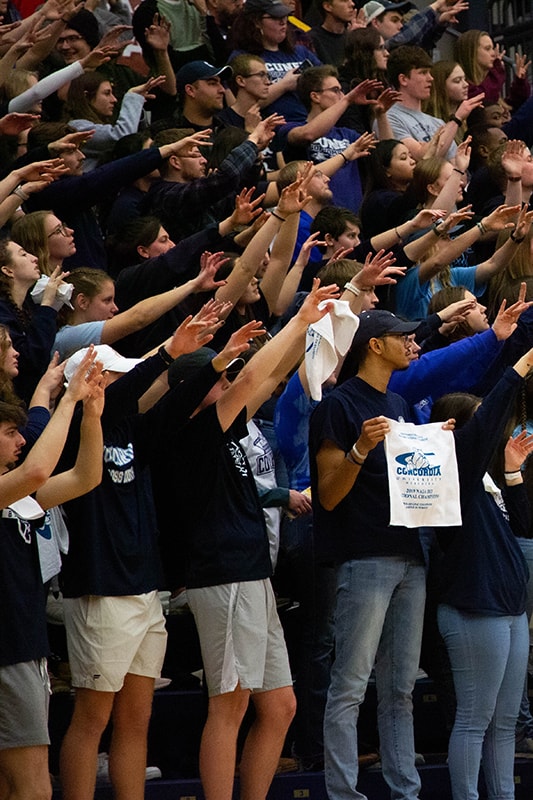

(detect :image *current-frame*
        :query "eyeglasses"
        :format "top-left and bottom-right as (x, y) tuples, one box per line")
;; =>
(47, 222), (69, 238)
(245, 70), (271, 81)
(380, 333), (411, 343)
(57, 34), (84, 45)
(317, 86), (343, 95)
(375, 44), (388, 51)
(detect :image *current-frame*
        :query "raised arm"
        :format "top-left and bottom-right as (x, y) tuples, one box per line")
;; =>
(36, 364), (105, 508)
(216, 280), (339, 431)
(0, 347), (98, 509)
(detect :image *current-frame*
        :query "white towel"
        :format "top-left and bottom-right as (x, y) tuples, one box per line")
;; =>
(31, 275), (74, 311)
(305, 299), (359, 401)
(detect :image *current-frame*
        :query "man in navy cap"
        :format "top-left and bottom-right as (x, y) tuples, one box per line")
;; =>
(309, 309), (427, 800)
(174, 60), (233, 132)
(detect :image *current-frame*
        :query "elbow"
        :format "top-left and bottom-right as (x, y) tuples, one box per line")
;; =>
(24, 463), (51, 491)
(318, 489), (338, 512)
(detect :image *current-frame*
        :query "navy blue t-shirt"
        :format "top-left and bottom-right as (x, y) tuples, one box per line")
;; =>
(309, 375), (424, 564)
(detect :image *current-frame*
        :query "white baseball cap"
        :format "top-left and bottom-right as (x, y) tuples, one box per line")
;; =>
(64, 345), (143, 384)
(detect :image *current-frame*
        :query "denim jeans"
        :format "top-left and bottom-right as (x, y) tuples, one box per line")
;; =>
(324, 556), (426, 800)
(516, 538), (533, 739)
(438, 604), (529, 800)
(279, 513), (336, 764)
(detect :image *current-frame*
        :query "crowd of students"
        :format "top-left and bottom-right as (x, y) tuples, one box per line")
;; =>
(0, 1), (533, 800)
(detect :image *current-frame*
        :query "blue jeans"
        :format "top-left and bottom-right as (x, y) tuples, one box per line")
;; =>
(516, 538), (533, 739)
(324, 556), (426, 800)
(438, 604), (529, 800)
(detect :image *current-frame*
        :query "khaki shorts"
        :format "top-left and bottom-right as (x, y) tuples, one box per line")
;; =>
(187, 579), (292, 697)
(63, 591), (167, 692)
(0, 659), (50, 750)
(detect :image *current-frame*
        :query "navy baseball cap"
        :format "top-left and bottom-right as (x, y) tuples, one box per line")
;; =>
(352, 310), (418, 346)
(176, 61), (232, 89)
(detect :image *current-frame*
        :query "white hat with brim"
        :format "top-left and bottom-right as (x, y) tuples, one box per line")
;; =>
(64, 345), (143, 384)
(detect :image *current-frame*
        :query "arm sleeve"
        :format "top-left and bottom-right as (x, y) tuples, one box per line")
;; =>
(388, 329), (503, 405)
(156, 139), (259, 217)
(8, 61), (84, 113)
(68, 91), (146, 153)
(25, 148), (164, 215)
(386, 8), (439, 48)
(503, 483), (531, 539)
(454, 368), (522, 497)
(114, 226), (223, 303)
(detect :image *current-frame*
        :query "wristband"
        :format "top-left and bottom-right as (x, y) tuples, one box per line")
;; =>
(271, 210), (286, 222)
(394, 226), (403, 242)
(157, 345), (174, 366)
(507, 175), (521, 182)
(346, 450), (364, 466)
(11, 184), (29, 202)
(449, 114), (462, 126)
(510, 230), (525, 243)
(431, 220), (445, 236)
(339, 152), (348, 164)
(343, 282), (361, 296)
(504, 470), (522, 481)
(351, 444), (367, 462)
(476, 220), (487, 235)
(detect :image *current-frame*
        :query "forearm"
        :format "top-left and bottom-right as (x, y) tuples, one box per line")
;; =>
(274, 263), (305, 316)
(216, 214), (283, 307)
(475, 238), (517, 284)
(152, 48), (177, 96)
(504, 176), (523, 207)
(431, 171), (464, 212)
(289, 101), (349, 145)
(37, 408), (103, 508)
(374, 111), (394, 141)
(261, 212), (299, 311)
(8, 60), (84, 113)
(317, 445), (362, 511)
(420, 225), (480, 274)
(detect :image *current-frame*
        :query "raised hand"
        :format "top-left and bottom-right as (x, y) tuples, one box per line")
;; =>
(215, 319), (267, 367)
(47, 129), (95, 155)
(0, 112), (39, 136)
(144, 13), (171, 51)
(341, 131), (377, 163)
(130, 75), (166, 99)
(504, 430), (533, 472)
(492, 282), (533, 341)
(230, 187), (265, 228)
(193, 251), (230, 292)
(296, 278), (339, 325)
(354, 249), (406, 288)
(345, 79), (383, 106)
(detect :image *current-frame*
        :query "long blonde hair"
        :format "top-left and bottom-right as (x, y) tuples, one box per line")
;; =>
(11, 211), (55, 276)
(425, 61), (466, 144)
(454, 30), (491, 86)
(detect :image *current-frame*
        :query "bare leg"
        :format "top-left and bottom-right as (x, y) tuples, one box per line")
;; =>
(59, 688), (114, 800)
(238, 686), (296, 800)
(107, 674), (155, 800)
(0, 745), (51, 800)
(199, 685), (251, 800)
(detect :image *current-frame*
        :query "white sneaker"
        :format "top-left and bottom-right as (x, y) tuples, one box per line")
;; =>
(96, 752), (162, 784)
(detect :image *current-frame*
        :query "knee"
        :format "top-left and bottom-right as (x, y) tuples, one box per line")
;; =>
(257, 687), (297, 730)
